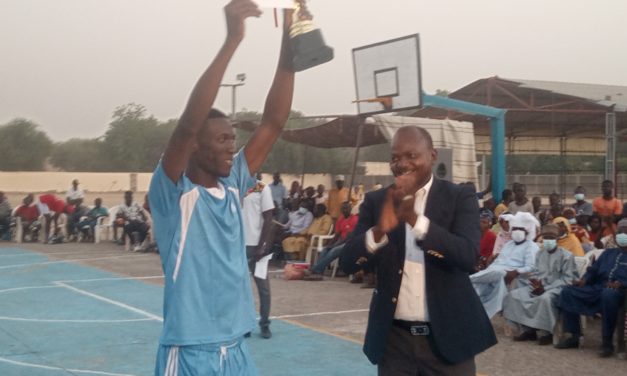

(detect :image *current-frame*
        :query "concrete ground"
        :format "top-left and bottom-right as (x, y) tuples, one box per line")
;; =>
(3, 240), (627, 375)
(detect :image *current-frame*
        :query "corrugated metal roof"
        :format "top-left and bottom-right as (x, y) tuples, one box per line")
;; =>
(504, 78), (627, 112)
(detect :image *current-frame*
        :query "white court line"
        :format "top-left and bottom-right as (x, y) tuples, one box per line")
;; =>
(55, 275), (164, 283)
(55, 282), (163, 322)
(0, 316), (154, 323)
(0, 251), (115, 258)
(0, 254), (146, 270)
(0, 253), (44, 258)
(0, 356), (137, 376)
(270, 308), (369, 319)
(0, 285), (60, 294)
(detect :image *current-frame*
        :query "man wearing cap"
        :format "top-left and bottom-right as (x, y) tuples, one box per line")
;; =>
(326, 175), (349, 221)
(556, 217), (627, 357)
(503, 223), (578, 345)
(471, 211), (540, 318)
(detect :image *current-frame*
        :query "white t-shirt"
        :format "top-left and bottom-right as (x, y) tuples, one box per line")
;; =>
(242, 181), (275, 246)
(66, 187), (84, 201)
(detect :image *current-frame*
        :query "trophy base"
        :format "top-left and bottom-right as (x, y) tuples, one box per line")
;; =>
(291, 29), (334, 72)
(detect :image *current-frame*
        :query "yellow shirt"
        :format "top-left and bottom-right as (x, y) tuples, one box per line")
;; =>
(304, 214), (333, 236)
(326, 187), (349, 219)
(494, 203), (508, 218)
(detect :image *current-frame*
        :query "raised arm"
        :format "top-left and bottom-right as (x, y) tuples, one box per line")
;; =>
(162, 0), (262, 183)
(244, 10), (295, 174)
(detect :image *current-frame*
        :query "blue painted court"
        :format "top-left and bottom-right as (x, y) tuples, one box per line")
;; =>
(0, 247), (376, 375)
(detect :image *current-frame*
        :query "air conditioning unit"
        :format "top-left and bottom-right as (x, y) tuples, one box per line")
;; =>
(432, 148), (453, 181)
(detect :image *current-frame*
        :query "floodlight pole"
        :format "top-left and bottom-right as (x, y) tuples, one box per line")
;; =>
(220, 73), (246, 120)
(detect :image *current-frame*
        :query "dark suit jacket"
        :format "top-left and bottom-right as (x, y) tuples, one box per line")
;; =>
(340, 179), (497, 365)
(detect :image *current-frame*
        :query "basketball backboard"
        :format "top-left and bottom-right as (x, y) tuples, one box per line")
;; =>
(352, 34), (422, 115)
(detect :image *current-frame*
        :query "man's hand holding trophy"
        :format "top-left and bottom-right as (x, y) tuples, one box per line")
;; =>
(256, 0), (334, 71)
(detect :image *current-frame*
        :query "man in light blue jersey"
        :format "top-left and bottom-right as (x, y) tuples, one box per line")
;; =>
(149, 1), (295, 374)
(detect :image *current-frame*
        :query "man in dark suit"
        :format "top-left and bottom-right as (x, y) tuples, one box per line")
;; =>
(341, 126), (497, 375)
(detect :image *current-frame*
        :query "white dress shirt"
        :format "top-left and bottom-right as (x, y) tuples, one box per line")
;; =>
(365, 175), (433, 322)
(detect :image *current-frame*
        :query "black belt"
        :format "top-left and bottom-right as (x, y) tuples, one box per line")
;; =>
(393, 319), (431, 336)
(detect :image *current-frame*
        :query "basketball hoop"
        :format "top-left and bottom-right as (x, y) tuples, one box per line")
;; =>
(352, 34), (422, 115)
(352, 97), (393, 111)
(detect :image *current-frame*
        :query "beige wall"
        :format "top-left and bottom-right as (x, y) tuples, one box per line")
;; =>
(1, 172), (336, 206)
(0, 172), (153, 193)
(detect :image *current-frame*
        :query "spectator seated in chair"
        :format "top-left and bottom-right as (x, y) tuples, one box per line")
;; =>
(552, 216), (585, 257)
(476, 209), (497, 270)
(118, 191), (150, 251)
(281, 203), (330, 260)
(304, 201), (358, 281)
(76, 198), (109, 242)
(556, 218), (627, 358)
(0, 192), (12, 240)
(471, 211), (540, 319)
(503, 224), (579, 346)
(14, 194), (41, 242)
(67, 198), (90, 241)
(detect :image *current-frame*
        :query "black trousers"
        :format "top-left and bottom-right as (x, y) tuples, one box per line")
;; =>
(378, 324), (476, 376)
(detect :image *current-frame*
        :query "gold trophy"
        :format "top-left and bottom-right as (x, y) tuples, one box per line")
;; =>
(289, 0), (334, 71)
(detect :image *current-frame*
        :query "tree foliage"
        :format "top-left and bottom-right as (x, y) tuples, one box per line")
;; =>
(101, 103), (176, 171)
(0, 119), (53, 171)
(50, 138), (107, 171)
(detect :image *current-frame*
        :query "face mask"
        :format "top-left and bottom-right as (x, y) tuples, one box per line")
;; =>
(616, 233), (627, 247)
(543, 239), (557, 250)
(568, 218), (577, 225)
(511, 230), (526, 243)
(574, 193), (585, 201)
(298, 207), (308, 214)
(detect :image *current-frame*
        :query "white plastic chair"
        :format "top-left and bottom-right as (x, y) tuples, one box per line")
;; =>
(93, 206), (113, 243)
(305, 225), (335, 265)
(12, 207), (44, 243)
(97, 205), (121, 244)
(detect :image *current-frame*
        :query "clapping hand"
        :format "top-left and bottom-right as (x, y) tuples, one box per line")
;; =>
(605, 281), (622, 290)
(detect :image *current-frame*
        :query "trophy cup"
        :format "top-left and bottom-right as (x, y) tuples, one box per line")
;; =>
(289, 0), (334, 72)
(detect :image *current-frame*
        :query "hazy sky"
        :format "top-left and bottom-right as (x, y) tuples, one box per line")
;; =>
(2, 0), (626, 141)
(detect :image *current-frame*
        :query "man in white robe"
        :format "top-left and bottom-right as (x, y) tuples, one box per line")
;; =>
(503, 223), (579, 345)
(471, 212), (540, 318)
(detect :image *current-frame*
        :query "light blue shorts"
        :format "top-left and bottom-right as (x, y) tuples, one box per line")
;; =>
(155, 337), (258, 376)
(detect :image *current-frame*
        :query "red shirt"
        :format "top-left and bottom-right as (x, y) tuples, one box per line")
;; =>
(15, 205), (39, 221)
(480, 230), (497, 258)
(335, 214), (358, 240)
(39, 194), (66, 213)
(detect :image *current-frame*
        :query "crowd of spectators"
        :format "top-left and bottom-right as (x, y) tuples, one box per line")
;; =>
(469, 179), (627, 359)
(0, 179), (154, 252)
(2, 174), (625, 357)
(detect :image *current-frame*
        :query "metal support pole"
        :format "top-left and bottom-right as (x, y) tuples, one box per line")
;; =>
(231, 86), (237, 120)
(422, 93), (506, 203)
(490, 116), (506, 203)
(559, 136), (566, 199)
(481, 154), (487, 192)
(605, 112), (616, 181)
(220, 77), (245, 121)
(348, 119), (365, 195)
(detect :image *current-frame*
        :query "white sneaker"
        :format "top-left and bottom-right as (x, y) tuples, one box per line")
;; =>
(133, 244), (142, 252)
